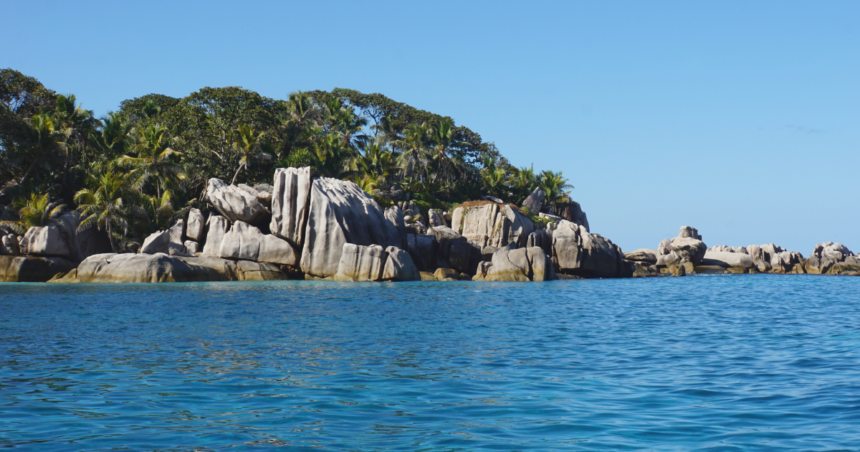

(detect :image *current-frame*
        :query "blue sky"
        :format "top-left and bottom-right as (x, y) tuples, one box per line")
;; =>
(3, 1), (858, 253)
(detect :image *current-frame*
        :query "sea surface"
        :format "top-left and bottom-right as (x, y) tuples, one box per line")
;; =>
(1, 276), (859, 451)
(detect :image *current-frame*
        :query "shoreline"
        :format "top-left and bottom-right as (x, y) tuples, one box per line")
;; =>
(2, 167), (858, 284)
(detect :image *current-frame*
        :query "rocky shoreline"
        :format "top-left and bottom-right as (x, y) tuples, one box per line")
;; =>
(1, 167), (858, 283)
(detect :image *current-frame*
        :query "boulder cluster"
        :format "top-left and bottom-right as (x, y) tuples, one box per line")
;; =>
(3, 167), (859, 282)
(624, 227), (860, 277)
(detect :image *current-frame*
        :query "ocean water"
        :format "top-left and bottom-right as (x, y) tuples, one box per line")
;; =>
(1, 276), (859, 451)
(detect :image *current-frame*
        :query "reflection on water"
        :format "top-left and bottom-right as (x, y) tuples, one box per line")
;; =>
(2, 276), (860, 451)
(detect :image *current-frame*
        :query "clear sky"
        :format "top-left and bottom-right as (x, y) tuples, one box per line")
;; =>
(3, 0), (858, 254)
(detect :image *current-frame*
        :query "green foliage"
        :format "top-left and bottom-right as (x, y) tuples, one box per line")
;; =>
(0, 192), (66, 235)
(0, 70), (577, 245)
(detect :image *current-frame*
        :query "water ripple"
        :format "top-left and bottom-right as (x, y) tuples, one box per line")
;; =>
(1, 276), (860, 450)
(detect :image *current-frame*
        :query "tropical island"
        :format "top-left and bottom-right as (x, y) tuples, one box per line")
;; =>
(1, 68), (858, 283)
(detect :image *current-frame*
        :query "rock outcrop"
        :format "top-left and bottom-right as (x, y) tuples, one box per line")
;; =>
(625, 249), (658, 264)
(270, 167), (313, 247)
(206, 178), (267, 223)
(806, 242), (857, 275)
(202, 215), (230, 257)
(299, 178), (393, 278)
(186, 208), (205, 241)
(701, 251), (755, 272)
(382, 246), (420, 281)
(384, 206), (408, 250)
(334, 244), (388, 282)
(51, 253), (288, 283)
(474, 245), (556, 282)
(552, 220), (625, 278)
(22, 225), (71, 258)
(140, 230), (170, 254)
(521, 187), (545, 215)
(219, 221), (299, 266)
(450, 201), (534, 249)
(1, 234), (21, 255)
(0, 255), (76, 282)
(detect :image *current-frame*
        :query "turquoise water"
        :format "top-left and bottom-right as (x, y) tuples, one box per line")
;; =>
(1, 276), (860, 451)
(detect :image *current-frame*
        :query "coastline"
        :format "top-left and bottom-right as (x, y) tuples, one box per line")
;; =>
(2, 166), (858, 284)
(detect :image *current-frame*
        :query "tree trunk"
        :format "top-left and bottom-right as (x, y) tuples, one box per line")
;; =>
(231, 163), (244, 186)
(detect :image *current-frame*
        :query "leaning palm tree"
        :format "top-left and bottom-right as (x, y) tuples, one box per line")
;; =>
(0, 192), (67, 235)
(74, 172), (132, 252)
(118, 125), (186, 198)
(230, 124), (271, 185)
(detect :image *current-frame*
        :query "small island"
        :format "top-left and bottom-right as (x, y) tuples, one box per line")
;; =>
(2, 69), (858, 283)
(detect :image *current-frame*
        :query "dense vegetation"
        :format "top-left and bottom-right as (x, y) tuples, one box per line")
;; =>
(0, 69), (572, 250)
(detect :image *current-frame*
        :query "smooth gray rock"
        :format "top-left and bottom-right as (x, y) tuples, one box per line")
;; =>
(382, 246), (420, 281)
(1, 235), (20, 255)
(49, 211), (112, 261)
(202, 215), (230, 257)
(22, 225), (71, 257)
(521, 187), (545, 216)
(299, 178), (393, 278)
(51, 253), (287, 283)
(657, 238), (672, 255)
(270, 167), (313, 247)
(169, 219), (185, 246)
(625, 249), (658, 263)
(806, 242), (853, 274)
(479, 246), (555, 282)
(384, 206), (408, 250)
(428, 209), (445, 227)
(430, 226), (477, 274)
(702, 251), (755, 268)
(406, 233), (438, 271)
(334, 243), (387, 282)
(206, 178), (267, 223)
(452, 202), (534, 249)
(186, 208), (205, 241)
(140, 230), (170, 254)
(184, 240), (199, 255)
(0, 255), (75, 282)
(538, 212), (564, 223)
(669, 237), (707, 265)
(219, 221), (299, 266)
(552, 220), (623, 278)
(526, 228), (553, 257)
(679, 226), (702, 240)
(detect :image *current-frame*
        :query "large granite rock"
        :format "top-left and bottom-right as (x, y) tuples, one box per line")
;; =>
(521, 187), (545, 215)
(382, 246), (420, 281)
(450, 202), (534, 249)
(526, 228), (553, 257)
(428, 209), (445, 227)
(806, 242), (855, 275)
(300, 178), (393, 278)
(334, 243), (387, 282)
(551, 220), (624, 278)
(206, 178), (267, 223)
(406, 233), (438, 271)
(219, 221), (299, 266)
(747, 244), (786, 272)
(0, 255), (76, 282)
(770, 251), (806, 274)
(657, 238), (672, 255)
(186, 208), (205, 241)
(679, 226), (702, 240)
(701, 251), (755, 269)
(430, 226), (479, 274)
(270, 167), (313, 247)
(202, 215), (230, 257)
(384, 206), (408, 250)
(1, 234), (20, 255)
(669, 237), (707, 265)
(51, 253), (288, 283)
(709, 245), (747, 254)
(625, 249), (658, 263)
(22, 225), (71, 258)
(140, 230), (170, 254)
(184, 240), (199, 255)
(475, 245), (555, 282)
(49, 211), (113, 261)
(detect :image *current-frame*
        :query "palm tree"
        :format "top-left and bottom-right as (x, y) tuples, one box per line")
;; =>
(539, 170), (574, 203)
(131, 190), (175, 237)
(74, 172), (131, 252)
(281, 91), (325, 158)
(230, 124), (270, 185)
(118, 125), (186, 198)
(394, 122), (430, 182)
(18, 113), (61, 187)
(91, 112), (132, 163)
(0, 192), (67, 235)
(427, 118), (467, 186)
(349, 141), (395, 186)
